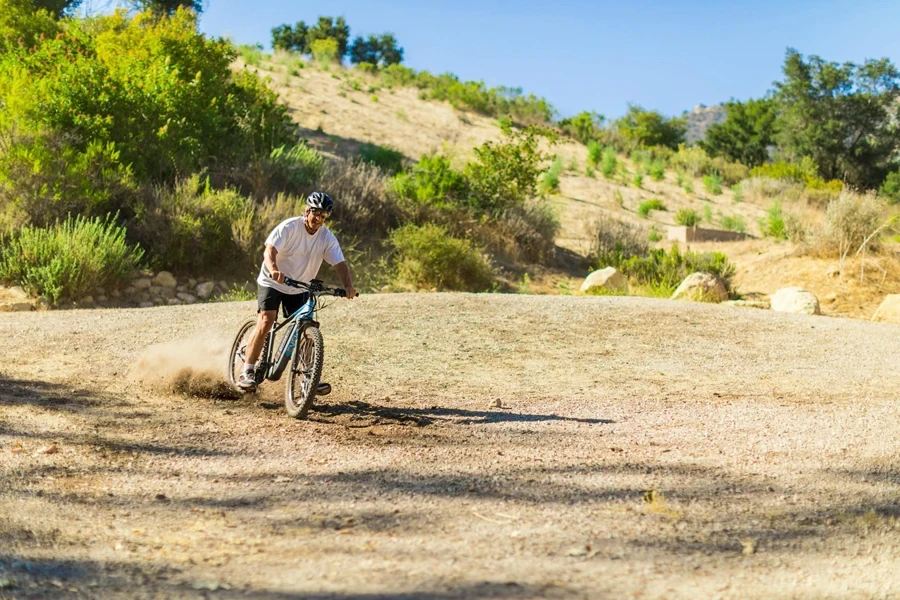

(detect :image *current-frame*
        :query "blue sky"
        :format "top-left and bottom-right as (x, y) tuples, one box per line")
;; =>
(191, 0), (900, 120)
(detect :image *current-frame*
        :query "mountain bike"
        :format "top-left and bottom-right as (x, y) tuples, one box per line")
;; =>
(226, 277), (346, 419)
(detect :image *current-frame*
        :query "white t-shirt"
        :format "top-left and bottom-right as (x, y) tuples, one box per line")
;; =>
(256, 217), (345, 294)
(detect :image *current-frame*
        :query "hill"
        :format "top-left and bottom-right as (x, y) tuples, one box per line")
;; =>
(241, 55), (900, 320)
(683, 104), (727, 143)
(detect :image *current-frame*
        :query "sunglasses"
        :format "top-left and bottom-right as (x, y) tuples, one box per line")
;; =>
(308, 208), (330, 219)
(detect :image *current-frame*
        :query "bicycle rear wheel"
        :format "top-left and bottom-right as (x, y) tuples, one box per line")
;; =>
(226, 317), (257, 389)
(285, 325), (324, 419)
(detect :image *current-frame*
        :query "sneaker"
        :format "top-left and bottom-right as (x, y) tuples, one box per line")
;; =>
(237, 370), (257, 391)
(316, 382), (331, 396)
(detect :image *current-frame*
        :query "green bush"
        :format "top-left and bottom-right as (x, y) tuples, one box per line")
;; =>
(702, 205), (713, 223)
(648, 226), (663, 242)
(614, 105), (687, 150)
(586, 140), (603, 167)
(588, 215), (649, 268)
(732, 183), (744, 203)
(675, 208), (700, 226)
(632, 173), (644, 188)
(600, 147), (618, 178)
(670, 144), (712, 177)
(879, 170), (900, 204)
(637, 199), (666, 218)
(249, 143), (324, 197)
(719, 214), (747, 233)
(760, 201), (787, 240)
(702, 173), (723, 195)
(392, 153), (467, 209)
(540, 157), (564, 194)
(619, 245), (735, 297)
(0, 214), (143, 305)
(710, 157), (750, 185)
(389, 223), (494, 291)
(357, 143), (405, 175)
(648, 160), (666, 181)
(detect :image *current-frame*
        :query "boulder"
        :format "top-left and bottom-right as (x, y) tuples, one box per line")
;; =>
(138, 301), (154, 309)
(770, 287), (820, 315)
(5, 286), (28, 300)
(153, 271), (177, 288)
(872, 295), (900, 324)
(133, 278), (152, 290)
(166, 298), (182, 306)
(0, 301), (33, 312)
(176, 292), (197, 304)
(195, 281), (216, 300)
(580, 267), (627, 294)
(671, 272), (728, 303)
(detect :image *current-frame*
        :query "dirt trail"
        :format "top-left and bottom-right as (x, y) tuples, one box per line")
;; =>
(2, 294), (900, 599)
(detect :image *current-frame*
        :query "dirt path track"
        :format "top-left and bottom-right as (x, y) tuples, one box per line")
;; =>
(1, 294), (899, 599)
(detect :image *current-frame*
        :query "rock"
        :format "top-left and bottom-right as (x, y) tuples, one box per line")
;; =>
(80, 296), (95, 307)
(96, 295), (108, 303)
(133, 278), (152, 290)
(195, 281), (216, 300)
(34, 443), (58, 455)
(672, 272), (728, 303)
(176, 285), (186, 293)
(5, 286), (29, 300)
(123, 286), (136, 295)
(488, 398), (503, 409)
(770, 287), (820, 315)
(137, 292), (151, 303)
(217, 280), (228, 291)
(0, 301), (34, 312)
(153, 271), (177, 288)
(138, 301), (154, 309)
(166, 298), (182, 306)
(187, 278), (197, 287)
(110, 288), (121, 299)
(176, 292), (197, 304)
(94, 287), (106, 297)
(872, 294), (900, 324)
(580, 267), (627, 294)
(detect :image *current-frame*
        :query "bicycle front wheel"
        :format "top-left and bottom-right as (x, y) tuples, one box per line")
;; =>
(285, 325), (324, 419)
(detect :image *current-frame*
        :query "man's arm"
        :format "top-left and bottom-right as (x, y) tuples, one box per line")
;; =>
(332, 261), (357, 299)
(263, 244), (285, 283)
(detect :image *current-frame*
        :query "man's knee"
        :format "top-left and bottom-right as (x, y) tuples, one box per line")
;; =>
(257, 310), (277, 332)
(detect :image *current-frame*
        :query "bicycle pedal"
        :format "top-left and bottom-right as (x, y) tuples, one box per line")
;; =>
(316, 383), (332, 396)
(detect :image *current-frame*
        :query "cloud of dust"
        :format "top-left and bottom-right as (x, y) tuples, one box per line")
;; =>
(128, 338), (240, 400)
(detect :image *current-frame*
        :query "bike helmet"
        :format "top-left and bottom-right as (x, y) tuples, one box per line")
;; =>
(306, 191), (334, 212)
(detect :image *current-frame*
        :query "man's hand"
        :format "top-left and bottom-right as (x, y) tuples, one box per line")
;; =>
(344, 286), (357, 299)
(271, 270), (285, 283)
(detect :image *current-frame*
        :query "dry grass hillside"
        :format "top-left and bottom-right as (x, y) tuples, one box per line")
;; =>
(242, 55), (900, 320)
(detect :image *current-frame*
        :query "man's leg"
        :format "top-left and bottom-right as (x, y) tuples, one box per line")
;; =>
(237, 310), (277, 390)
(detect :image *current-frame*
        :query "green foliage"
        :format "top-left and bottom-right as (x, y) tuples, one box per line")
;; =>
(254, 143), (325, 197)
(702, 205), (713, 223)
(310, 37), (339, 65)
(236, 43), (265, 66)
(711, 158), (750, 186)
(389, 223), (494, 292)
(357, 143), (405, 175)
(540, 157), (564, 194)
(638, 199), (666, 217)
(588, 215), (648, 269)
(632, 173), (643, 188)
(376, 64), (554, 125)
(586, 140), (603, 167)
(648, 160), (665, 181)
(760, 201), (787, 240)
(391, 153), (467, 209)
(0, 214), (143, 305)
(465, 126), (552, 217)
(270, 16), (349, 58)
(647, 226), (662, 242)
(670, 144), (712, 177)
(348, 33), (403, 66)
(750, 158), (817, 181)
(32, 0), (82, 19)
(212, 284), (255, 302)
(879, 170), (900, 204)
(617, 245), (735, 297)
(600, 147), (618, 178)
(732, 183), (744, 202)
(130, 1), (203, 16)
(0, 0), (60, 51)
(559, 111), (604, 145)
(700, 98), (777, 167)
(774, 48), (900, 188)
(614, 104), (687, 150)
(702, 173), (723, 195)
(719, 213), (747, 233)
(674, 208), (700, 226)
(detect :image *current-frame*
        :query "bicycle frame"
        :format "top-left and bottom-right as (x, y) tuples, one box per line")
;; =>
(260, 294), (321, 382)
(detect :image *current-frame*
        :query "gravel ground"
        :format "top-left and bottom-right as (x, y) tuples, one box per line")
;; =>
(1, 293), (899, 599)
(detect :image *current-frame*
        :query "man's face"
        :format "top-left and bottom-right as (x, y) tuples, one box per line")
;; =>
(305, 207), (329, 231)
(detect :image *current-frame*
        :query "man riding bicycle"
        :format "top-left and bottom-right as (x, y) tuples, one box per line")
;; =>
(238, 191), (357, 391)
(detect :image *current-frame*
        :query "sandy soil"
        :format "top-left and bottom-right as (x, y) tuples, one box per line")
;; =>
(2, 294), (900, 599)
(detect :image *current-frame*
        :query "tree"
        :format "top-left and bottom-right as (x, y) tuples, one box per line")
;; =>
(773, 48), (900, 187)
(700, 98), (777, 167)
(558, 111), (604, 145)
(306, 16), (349, 58)
(614, 105), (686, 149)
(348, 33), (403, 67)
(32, 0), (82, 18)
(130, 0), (203, 16)
(271, 21), (308, 52)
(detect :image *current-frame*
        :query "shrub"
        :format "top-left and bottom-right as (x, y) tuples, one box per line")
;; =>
(493, 199), (560, 263)
(618, 245), (735, 297)
(632, 173), (644, 188)
(879, 170), (900, 205)
(648, 160), (666, 181)
(540, 156), (564, 194)
(316, 158), (401, 240)
(0, 214), (143, 305)
(711, 158), (749, 185)
(760, 201), (787, 240)
(247, 143), (325, 197)
(586, 140), (603, 168)
(600, 147), (618, 178)
(648, 226), (663, 242)
(637, 199), (666, 218)
(812, 191), (884, 257)
(614, 105), (687, 150)
(670, 144), (712, 177)
(588, 215), (648, 268)
(391, 153), (467, 209)
(702, 205), (713, 223)
(702, 173), (723, 195)
(237, 43), (266, 66)
(732, 183), (744, 203)
(309, 37), (339, 65)
(389, 223), (494, 291)
(719, 214), (747, 233)
(674, 208), (700, 226)
(357, 143), (405, 175)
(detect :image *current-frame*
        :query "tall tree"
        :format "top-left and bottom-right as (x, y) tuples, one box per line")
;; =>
(773, 48), (900, 187)
(306, 16), (349, 58)
(130, 0), (203, 17)
(32, 0), (82, 18)
(614, 105), (686, 149)
(348, 32), (403, 67)
(700, 98), (777, 167)
(271, 21), (308, 52)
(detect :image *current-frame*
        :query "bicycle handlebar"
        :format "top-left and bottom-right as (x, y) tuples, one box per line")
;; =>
(283, 276), (349, 297)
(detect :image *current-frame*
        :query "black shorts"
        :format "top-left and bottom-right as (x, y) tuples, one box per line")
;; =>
(257, 285), (309, 318)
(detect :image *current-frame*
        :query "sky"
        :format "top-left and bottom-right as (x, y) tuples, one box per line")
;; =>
(181, 1), (900, 120)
